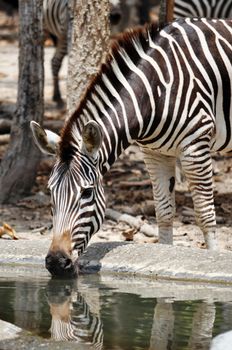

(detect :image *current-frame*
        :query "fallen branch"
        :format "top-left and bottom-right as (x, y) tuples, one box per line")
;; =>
(105, 208), (158, 237)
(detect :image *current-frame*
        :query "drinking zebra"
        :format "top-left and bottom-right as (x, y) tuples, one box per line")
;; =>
(174, 0), (232, 19)
(31, 18), (232, 277)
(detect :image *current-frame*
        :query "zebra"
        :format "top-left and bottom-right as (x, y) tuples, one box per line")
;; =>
(31, 17), (232, 277)
(43, 0), (122, 108)
(174, 0), (232, 19)
(46, 279), (103, 348)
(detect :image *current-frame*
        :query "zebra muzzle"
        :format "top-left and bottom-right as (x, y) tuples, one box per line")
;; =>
(45, 250), (77, 278)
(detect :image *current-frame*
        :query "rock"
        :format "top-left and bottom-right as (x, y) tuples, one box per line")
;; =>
(0, 319), (22, 340)
(210, 330), (232, 350)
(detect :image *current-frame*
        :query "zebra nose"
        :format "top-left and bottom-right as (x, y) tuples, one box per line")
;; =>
(45, 251), (77, 278)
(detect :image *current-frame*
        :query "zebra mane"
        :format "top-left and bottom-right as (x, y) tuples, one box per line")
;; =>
(59, 22), (160, 164)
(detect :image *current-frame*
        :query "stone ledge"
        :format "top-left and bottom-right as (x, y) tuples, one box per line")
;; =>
(0, 239), (232, 284)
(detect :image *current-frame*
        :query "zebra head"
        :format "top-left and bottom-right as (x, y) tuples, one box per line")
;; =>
(30, 121), (105, 277)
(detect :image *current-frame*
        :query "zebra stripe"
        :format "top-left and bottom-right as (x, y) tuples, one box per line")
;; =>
(49, 292), (103, 349)
(44, 18), (232, 276)
(49, 153), (105, 254)
(43, 0), (68, 39)
(174, 0), (232, 18)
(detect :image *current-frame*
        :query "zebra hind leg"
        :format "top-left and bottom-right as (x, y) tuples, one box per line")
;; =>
(51, 37), (67, 108)
(180, 148), (218, 251)
(142, 149), (176, 245)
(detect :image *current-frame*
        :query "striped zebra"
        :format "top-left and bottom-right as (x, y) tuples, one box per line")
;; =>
(31, 17), (232, 277)
(46, 280), (103, 348)
(174, 0), (232, 19)
(43, 0), (121, 108)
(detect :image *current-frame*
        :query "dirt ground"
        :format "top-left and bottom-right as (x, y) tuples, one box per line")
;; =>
(1, 11), (232, 252)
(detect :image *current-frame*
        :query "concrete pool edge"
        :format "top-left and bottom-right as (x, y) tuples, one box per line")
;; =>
(0, 240), (232, 284)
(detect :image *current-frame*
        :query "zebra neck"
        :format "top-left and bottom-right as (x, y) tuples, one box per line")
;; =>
(72, 72), (154, 174)
(98, 122), (131, 176)
(61, 24), (164, 169)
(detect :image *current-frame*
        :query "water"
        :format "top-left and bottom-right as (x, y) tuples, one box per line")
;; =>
(0, 275), (232, 350)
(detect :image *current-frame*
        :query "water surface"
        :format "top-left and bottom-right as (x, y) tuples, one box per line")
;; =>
(0, 275), (232, 349)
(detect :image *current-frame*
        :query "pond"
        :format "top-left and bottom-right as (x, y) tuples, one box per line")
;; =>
(0, 274), (232, 350)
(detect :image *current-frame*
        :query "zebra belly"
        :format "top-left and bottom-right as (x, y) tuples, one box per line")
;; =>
(211, 112), (232, 154)
(138, 142), (178, 158)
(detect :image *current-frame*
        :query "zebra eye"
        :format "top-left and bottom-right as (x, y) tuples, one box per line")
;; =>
(81, 187), (93, 199)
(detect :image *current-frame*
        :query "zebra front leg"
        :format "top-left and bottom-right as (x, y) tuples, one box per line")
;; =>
(142, 149), (176, 244)
(180, 149), (218, 250)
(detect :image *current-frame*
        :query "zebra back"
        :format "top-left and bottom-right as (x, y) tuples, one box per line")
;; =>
(174, 0), (232, 18)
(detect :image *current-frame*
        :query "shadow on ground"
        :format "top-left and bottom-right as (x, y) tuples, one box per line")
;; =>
(78, 241), (131, 274)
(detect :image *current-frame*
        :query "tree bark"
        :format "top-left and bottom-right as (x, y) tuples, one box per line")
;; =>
(67, 0), (110, 117)
(159, 0), (174, 26)
(0, 0), (44, 204)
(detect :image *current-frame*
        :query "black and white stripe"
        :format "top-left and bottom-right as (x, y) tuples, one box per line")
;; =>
(48, 288), (103, 349)
(174, 0), (232, 18)
(48, 151), (105, 254)
(47, 18), (232, 267)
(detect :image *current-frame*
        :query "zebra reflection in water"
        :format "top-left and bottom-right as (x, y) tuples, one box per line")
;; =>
(149, 298), (232, 350)
(46, 279), (103, 349)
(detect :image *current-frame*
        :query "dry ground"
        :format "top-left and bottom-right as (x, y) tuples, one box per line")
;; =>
(1, 12), (232, 252)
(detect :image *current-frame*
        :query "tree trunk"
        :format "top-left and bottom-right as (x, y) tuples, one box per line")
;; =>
(67, 0), (110, 117)
(159, 0), (174, 26)
(0, 0), (44, 204)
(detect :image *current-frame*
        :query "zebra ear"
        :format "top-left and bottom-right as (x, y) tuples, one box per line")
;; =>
(30, 121), (60, 155)
(82, 121), (103, 157)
